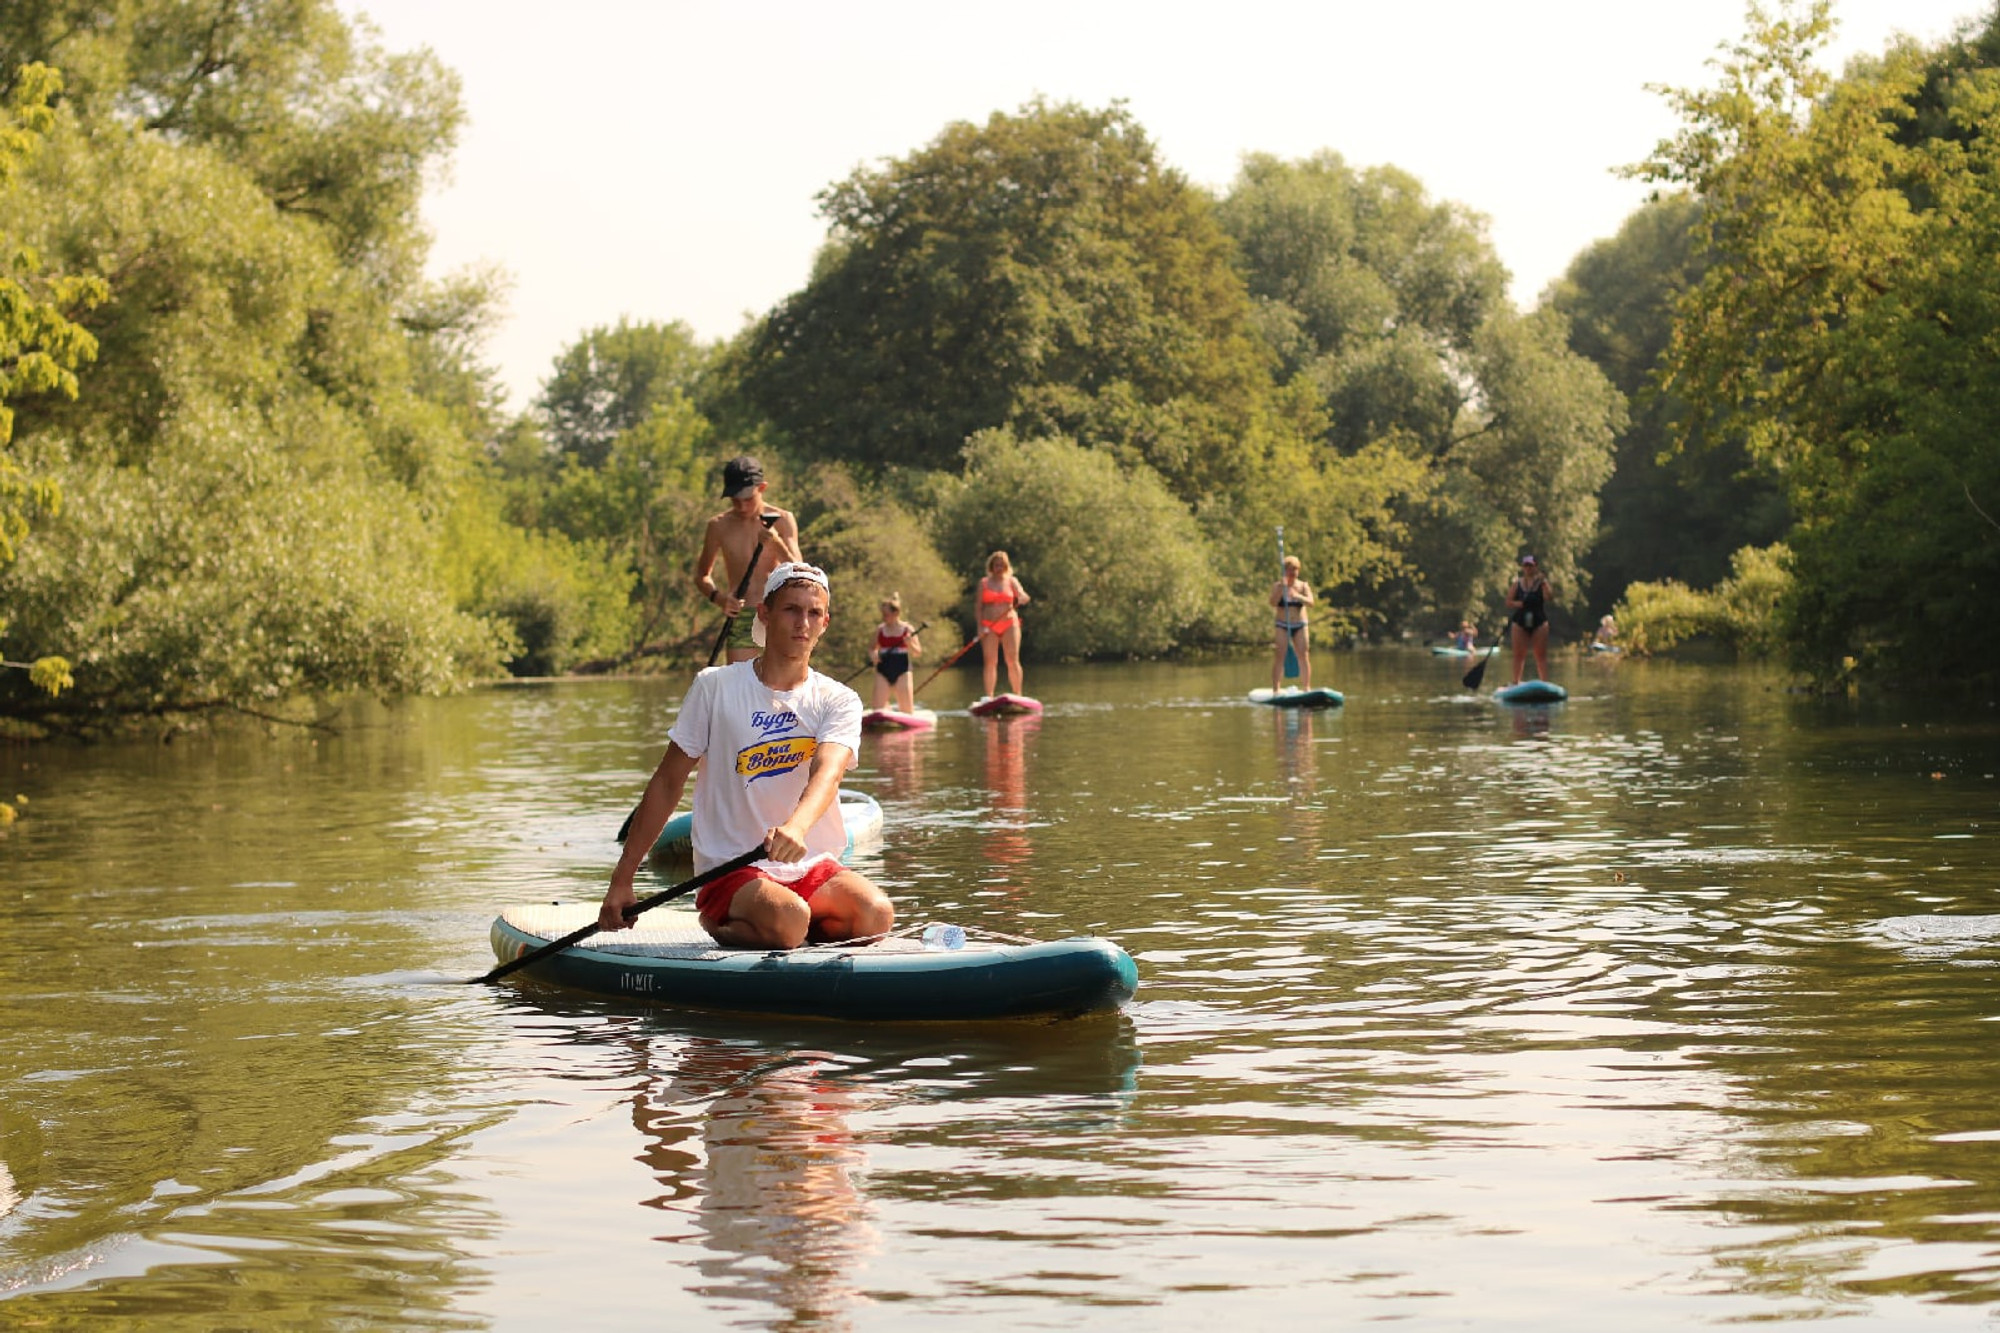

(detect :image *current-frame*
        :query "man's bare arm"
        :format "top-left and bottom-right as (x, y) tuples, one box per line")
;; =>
(765, 742), (848, 861)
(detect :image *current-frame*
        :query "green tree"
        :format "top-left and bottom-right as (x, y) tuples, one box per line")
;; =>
(789, 461), (959, 671)
(537, 390), (713, 657)
(1218, 152), (1623, 631)
(534, 318), (712, 469)
(0, 62), (103, 699)
(739, 99), (1271, 504)
(0, 5), (528, 724)
(1637, 0), (2000, 681)
(1548, 194), (1789, 613)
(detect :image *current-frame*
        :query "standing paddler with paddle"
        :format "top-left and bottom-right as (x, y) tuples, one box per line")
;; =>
(598, 562), (896, 950)
(694, 455), (801, 665)
(1270, 554), (1315, 692)
(1504, 554), (1555, 686)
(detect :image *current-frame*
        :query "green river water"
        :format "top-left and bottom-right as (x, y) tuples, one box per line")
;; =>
(3, 652), (2000, 1329)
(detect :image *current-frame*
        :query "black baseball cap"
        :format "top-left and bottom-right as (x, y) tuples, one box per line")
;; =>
(721, 455), (765, 498)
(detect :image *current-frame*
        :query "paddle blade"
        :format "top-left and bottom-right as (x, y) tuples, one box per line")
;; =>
(615, 804), (636, 844)
(1283, 641), (1300, 680)
(1462, 645), (1497, 691)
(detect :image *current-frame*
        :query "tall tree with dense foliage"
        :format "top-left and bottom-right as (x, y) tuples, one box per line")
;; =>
(1548, 195), (1789, 614)
(1218, 152), (1623, 630)
(739, 99), (1272, 505)
(0, 2), (532, 727)
(1638, 0), (2000, 681)
(0, 61), (102, 699)
(535, 318), (712, 469)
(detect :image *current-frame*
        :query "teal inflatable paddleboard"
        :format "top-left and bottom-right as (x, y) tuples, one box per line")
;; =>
(1495, 680), (1567, 704)
(488, 906), (1139, 1021)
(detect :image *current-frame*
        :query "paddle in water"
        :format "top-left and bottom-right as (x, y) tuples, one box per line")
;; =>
(468, 846), (764, 985)
(1462, 641), (1501, 691)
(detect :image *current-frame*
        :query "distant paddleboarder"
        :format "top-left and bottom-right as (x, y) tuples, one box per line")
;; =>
(1270, 555), (1315, 691)
(975, 551), (1031, 702)
(1505, 555), (1554, 685)
(869, 592), (924, 715)
(694, 455), (801, 664)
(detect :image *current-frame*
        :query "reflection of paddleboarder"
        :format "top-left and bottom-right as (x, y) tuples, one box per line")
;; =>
(624, 1036), (875, 1326)
(1270, 555), (1314, 691)
(982, 714), (1038, 876)
(1505, 555), (1553, 686)
(695, 455), (801, 664)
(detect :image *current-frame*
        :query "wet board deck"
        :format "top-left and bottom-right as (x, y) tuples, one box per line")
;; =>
(651, 791), (884, 861)
(1495, 680), (1568, 704)
(1431, 645), (1476, 657)
(970, 694), (1042, 717)
(1249, 687), (1345, 708)
(861, 708), (937, 732)
(489, 905), (1139, 1021)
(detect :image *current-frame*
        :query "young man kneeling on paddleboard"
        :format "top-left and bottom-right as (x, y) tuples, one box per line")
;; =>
(598, 563), (895, 950)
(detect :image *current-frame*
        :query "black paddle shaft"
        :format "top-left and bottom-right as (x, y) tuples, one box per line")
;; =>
(470, 846), (763, 985)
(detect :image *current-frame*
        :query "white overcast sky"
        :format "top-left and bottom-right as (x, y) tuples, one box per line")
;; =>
(339, 0), (1987, 409)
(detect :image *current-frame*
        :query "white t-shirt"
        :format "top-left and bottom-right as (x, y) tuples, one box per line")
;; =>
(669, 660), (862, 876)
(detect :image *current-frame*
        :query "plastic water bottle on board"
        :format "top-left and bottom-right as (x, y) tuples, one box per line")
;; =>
(921, 924), (966, 951)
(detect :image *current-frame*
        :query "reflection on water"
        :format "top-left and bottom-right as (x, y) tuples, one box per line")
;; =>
(980, 714), (1038, 881)
(4, 654), (2000, 1326)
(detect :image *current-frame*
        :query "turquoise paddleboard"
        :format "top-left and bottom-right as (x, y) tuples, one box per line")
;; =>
(489, 906), (1138, 1021)
(1495, 680), (1567, 704)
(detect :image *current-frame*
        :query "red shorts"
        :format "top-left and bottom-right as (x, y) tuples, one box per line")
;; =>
(696, 858), (846, 928)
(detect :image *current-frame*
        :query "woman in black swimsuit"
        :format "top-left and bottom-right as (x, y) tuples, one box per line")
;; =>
(1506, 555), (1554, 686)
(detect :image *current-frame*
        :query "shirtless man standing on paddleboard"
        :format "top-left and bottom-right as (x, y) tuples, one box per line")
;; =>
(695, 455), (802, 663)
(598, 562), (895, 949)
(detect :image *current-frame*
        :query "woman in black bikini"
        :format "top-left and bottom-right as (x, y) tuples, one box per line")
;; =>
(1506, 555), (1554, 685)
(1270, 555), (1314, 691)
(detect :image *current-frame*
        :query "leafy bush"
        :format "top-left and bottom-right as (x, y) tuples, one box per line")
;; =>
(436, 486), (634, 677)
(0, 421), (505, 723)
(1613, 543), (1789, 656)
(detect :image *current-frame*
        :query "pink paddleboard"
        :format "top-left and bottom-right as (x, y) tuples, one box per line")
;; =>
(969, 694), (1043, 717)
(861, 708), (938, 732)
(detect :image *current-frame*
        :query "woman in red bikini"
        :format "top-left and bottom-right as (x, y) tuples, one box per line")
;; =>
(975, 550), (1031, 700)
